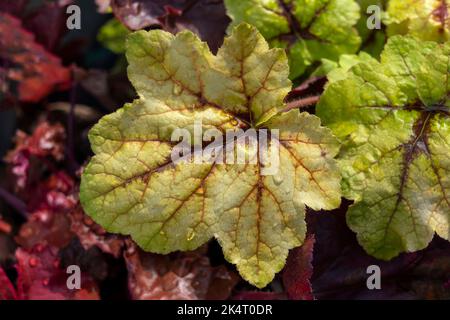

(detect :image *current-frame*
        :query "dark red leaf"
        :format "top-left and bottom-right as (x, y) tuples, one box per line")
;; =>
(0, 13), (71, 104)
(15, 209), (74, 250)
(282, 234), (315, 300)
(0, 0), (27, 17)
(15, 171), (76, 249)
(308, 205), (450, 299)
(0, 0), (73, 51)
(124, 240), (238, 300)
(15, 245), (100, 300)
(111, 0), (230, 52)
(0, 217), (12, 234)
(27, 171), (75, 212)
(22, 0), (73, 51)
(0, 266), (17, 300)
(68, 205), (124, 258)
(5, 121), (66, 191)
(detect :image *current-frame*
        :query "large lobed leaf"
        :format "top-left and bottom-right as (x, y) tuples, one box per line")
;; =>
(385, 0), (450, 42)
(80, 23), (341, 288)
(317, 36), (450, 260)
(224, 0), (361, 78)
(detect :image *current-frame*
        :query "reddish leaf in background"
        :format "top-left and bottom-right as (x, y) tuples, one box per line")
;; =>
(0, 217), (12, 234)
(0, 13), (70, 104)
(0, 0), (27, 16)
(15, 171), (76, 249)
(15, 209), (73, 249)
(5, 121), (66, 191)
(282, 235), (315, 300)
(68, 205), (124, 258)
(0, 0), (73, 51)
(111, 0), (230, 52)
(96, 0), (112, 13)
(14, 245), (99, 300)
(124, 241), (238, 300)
(308, 204), (450, 299)
(405, 244), (450, 299)
(0, 266), (17, 300)
(0, 245), (100, 300)
(26, 171), (75, 212)
(21, 0), (73, 51)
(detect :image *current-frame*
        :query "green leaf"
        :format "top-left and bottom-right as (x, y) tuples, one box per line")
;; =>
(224, 0), (361, 79)
(313, 52), (378, 81)
(98, 18), (130, 54)
(80, 23), (341, 288)
(317, 35), (450, 260)
(385, 0), (450, 42)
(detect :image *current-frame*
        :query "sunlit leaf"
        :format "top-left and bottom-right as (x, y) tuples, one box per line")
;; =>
(317, 36), (450, 260)
(224, 0), (361, 78)
(385, 0), (450, 42)
(80, 23), (341, 287)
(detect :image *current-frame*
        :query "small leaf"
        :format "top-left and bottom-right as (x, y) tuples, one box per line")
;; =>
(319, 52), (379, 83)
(282, 234), (315, 300)
(80, 23), (341, 288)
(98, 18), (130, 54)
(224, 0), (361, 78)
(317, 36), (450, 260)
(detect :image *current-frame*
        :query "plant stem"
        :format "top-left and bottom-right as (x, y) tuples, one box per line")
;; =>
(284, 95), (320, 112)
(0, 186), (27, 218)
(67, 65), (79, 175)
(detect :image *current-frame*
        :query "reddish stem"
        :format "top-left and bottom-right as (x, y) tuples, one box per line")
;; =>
(66, 65), (79, 175)
(284, 96), (320, 112)
(0, 186), (27, 218)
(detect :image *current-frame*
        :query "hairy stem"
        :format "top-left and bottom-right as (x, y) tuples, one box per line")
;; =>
(284, 95), (320, 112)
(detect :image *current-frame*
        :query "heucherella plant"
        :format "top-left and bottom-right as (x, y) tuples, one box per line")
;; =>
(79, 23), (341, 288)
(224, 0), (361, 79)
(385, 0), (450, 42)
(317, 36), (450, 260)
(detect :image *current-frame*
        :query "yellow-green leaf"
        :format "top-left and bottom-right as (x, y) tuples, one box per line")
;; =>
(385, 0), (450, 42)
(224, 0), (361, 79)
(80, 23), (341, 288)
(317, 36), (450, 260)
